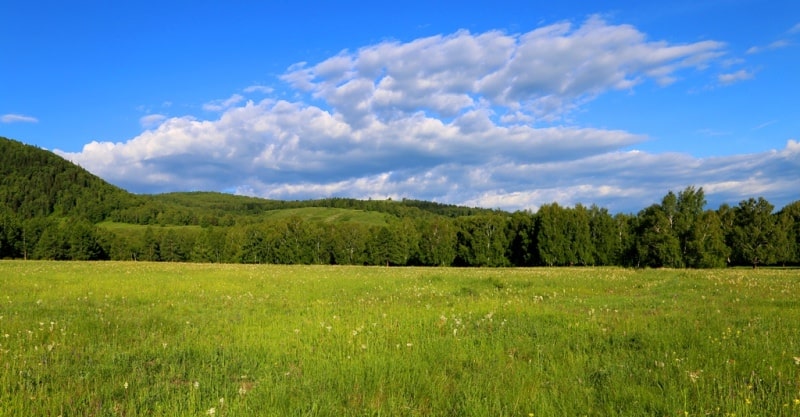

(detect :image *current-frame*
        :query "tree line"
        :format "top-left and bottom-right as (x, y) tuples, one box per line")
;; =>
(2, 187), (798, 268)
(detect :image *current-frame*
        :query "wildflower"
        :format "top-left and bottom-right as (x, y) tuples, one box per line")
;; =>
(206, 407), (215, 415)
(688, 370), (702, 383)
(745, 398), (751, 405)
(793, 356), (800, 365)
(123, 382), (128, 390)
(193, 381), (200, 389)
(794, 398), (800, 405)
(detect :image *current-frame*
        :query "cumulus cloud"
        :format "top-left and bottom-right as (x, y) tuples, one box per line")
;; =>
(56, 16), (798, 212)
(1, 113), (38, 123)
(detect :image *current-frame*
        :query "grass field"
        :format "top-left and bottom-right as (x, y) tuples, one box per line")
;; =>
(1, 262), (799, 416)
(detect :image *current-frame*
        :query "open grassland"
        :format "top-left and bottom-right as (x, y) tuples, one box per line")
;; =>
(1, 262), (799, 416)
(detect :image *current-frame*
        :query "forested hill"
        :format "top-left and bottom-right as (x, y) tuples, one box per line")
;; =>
(0, 136), (138, 221)
(0, 136), (492, 226)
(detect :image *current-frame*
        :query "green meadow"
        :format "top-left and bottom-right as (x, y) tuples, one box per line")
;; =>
(1, 262), (799, 416)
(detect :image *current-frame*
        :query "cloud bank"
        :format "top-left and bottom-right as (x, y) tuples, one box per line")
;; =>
(56, 16), (799, 212)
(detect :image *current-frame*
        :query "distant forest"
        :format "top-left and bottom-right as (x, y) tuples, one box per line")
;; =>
(1, 136), (798, 267)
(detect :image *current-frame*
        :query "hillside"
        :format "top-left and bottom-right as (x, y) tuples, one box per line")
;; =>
(0, 136), (139, 221)
(0, 137), (485, 226)
(0, 136), (498, 236)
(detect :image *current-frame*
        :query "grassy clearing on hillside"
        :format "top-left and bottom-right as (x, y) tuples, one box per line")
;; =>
(97, 222), (203, 232)
(258, 207), (391, 225)
(1, 262), (799, 416)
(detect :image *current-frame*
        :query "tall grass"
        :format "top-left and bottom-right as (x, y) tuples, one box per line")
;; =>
(1, 262), (798, 416)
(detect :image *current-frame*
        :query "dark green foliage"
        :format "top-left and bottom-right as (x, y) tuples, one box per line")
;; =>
(777, 201), (800, 265)
(330, 223), (370, 265)
(730, 198), (781, 267)
(506, 211), (536, 266)
(67, 219), (105, 260)
(535, 203), (569, 266)
(0, 207), (22, 258)
(685, 210), (729, 268)
(534, 203), (595, 266)
(588, 205), (620, 266)
(0, 137), (137, 221)
(455, 214), (509, 266)
(416, 216), (457, 266)
(633, 204), (682, 268)
(370, 226), (404, 266)
(191, 227), (227, 263)
(28, 218), (105, 260)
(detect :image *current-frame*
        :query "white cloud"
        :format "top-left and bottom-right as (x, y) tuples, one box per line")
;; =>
(284, 16), (724, 123)
(57, 18), (799, 212)
(1, 113), (38, 123)
(718, 69), (754, 84)
(139, 114), (167, 128)
(789, 23), (800, 34)
(752, 120), (777, 130)
(747, 39), (791, 54)
(244, 85), (274, 94)
(203, 94), (245, 112)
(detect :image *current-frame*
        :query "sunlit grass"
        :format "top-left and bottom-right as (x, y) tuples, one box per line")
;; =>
(1, 262), (799, 416)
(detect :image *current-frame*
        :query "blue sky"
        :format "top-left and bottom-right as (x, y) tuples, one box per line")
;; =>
(2, 0), (798, 213)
